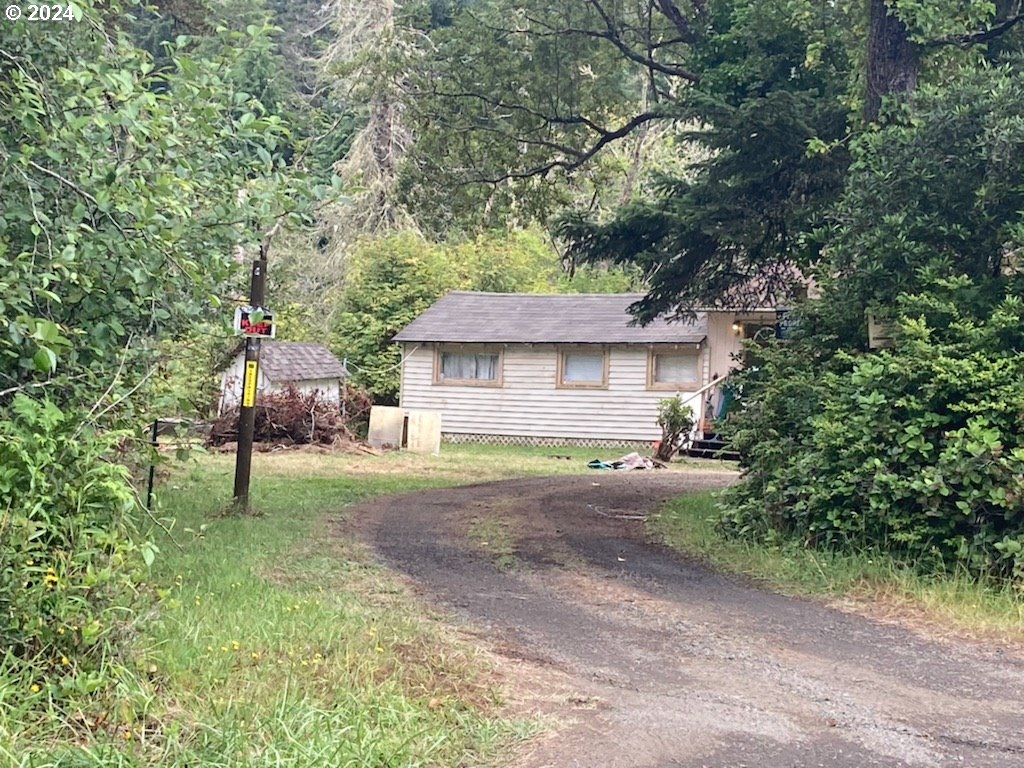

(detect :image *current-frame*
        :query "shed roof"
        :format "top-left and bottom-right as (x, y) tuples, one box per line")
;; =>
(393, 292), (707, 344)
(257, 342), (347, 382)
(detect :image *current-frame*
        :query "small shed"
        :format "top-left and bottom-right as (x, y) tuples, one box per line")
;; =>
(218, 341), (348, 415)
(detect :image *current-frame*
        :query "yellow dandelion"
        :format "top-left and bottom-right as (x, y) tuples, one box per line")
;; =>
(250, 652), (260, 661)
(30, 684), (40, 694)
(231, 640), (240, 651)
(220, 645), (229, 653)
(61, 656), (70, 667)
(57, 627), (65, 636)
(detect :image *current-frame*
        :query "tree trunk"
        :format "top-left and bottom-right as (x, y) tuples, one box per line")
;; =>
(865, 0), (918, 122)
(997, 0), (1023, 21)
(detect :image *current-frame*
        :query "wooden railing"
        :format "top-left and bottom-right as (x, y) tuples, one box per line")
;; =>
(676, 372), (732, 445)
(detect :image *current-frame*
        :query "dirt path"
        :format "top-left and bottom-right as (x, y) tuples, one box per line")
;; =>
(349, 474), (1024, 768)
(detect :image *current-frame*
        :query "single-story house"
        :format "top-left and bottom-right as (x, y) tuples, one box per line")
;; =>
(392, 292), (782, 446)
(219, 341), (348, 415)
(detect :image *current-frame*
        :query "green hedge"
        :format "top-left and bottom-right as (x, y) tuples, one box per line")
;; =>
(0, 396), (141, 703)
(722, 294), (1024, 582)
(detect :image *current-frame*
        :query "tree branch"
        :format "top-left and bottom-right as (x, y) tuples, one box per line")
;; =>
(260, 218), (284, 260)
(471, 110), (663, 183)
(925, 13), (1024, 48)
(496, 10), (700, 82)
(0, 374), (90, 400)
(442, 118), (592, 160)
(583, 1), (701, 81)
(653, 0), (702, 43)
(427, 86), (618, 136)
(25, 159), (132, 242)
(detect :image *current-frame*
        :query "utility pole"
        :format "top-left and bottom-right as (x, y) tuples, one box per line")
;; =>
(232, 233), (273, 511)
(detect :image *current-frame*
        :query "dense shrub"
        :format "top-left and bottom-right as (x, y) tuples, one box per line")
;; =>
(0, 397), (141, 700)
(722, 293), (1024, 581)
(719, 67), (1024, 583)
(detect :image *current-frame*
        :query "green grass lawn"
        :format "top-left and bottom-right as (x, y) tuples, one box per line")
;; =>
(131, 465), (493, 767)
(10, 443), (1020, 766)
(651, 491), (1024, 642)
(3, 444), (637, 768)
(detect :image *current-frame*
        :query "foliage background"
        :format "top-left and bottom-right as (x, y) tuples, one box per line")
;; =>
(6, 1), (1024, 759)
(0, 0), (326, 723)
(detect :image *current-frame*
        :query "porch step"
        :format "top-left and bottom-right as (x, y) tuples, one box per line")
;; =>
(685, 436), (740, 462)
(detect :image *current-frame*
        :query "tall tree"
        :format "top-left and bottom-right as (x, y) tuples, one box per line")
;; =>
(400, 0), (698, 232)
(864, 0), (1024, 122)
(865, 0), (917, 122)
(718, 59), (1024, 577)
(319, 0), (418, 237)
(558, 0), (855, 320)
(398, 0), (1024, 317)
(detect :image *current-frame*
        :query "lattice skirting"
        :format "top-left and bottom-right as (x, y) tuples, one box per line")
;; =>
(442, 432), (653, 450)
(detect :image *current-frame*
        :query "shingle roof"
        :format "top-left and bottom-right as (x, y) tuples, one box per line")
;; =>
(393, 292), (707, 344)
(259, 342), (348, 382)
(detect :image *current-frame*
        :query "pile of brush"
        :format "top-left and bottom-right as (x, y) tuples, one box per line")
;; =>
(207, 384), (370, 448)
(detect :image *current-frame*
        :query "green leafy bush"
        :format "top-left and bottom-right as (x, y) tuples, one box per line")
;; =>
(1, 2), (316, 412)
(655, 396), (695, 461)
(0, 396), (141, 702)
(720, 64), (1024, 584)
(722, 293), (1024, 581)
(151, 324), (239, 419)
(0, 0), (330, 737)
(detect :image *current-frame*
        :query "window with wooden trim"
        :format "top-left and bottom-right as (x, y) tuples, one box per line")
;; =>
(557, 348), (608, 388)
(435, 347), (502, 386)
(648, 350), (700, 389)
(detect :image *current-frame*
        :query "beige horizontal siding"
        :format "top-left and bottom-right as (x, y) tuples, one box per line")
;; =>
(399, 343), (706, 441)
(706, 311), (778, 379)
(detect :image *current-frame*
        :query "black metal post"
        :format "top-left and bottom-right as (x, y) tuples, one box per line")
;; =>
(232, 253), (268, 510)
(146, 418), (159, 509)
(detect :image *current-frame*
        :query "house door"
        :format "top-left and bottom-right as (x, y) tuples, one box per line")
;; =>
(739, 322), (776, 367)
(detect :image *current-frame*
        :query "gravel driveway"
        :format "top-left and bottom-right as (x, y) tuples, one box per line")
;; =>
(349, 473), (1024, 768)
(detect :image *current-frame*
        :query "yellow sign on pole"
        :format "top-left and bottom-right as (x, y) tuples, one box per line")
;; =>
(242, 360), (258, 407)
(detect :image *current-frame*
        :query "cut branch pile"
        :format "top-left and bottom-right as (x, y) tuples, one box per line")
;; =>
(207, 385), (369, 447)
